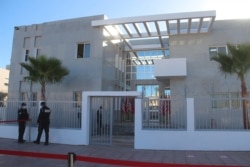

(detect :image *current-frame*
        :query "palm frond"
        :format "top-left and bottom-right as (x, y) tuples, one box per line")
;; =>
(211, 43), (250, 79)
(19, 55), (69, 100)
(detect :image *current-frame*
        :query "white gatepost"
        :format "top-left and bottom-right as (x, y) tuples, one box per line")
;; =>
(81, 91), (141, 146)
(134, 98), (142, 149)
(187, 98), (194, 131)
(82, 92), (90, 145)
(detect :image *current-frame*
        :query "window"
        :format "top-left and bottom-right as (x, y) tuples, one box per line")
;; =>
(34, 36), (41, 47)
(137, 85), (159, 98)
(31, 92), (37, 101)
(20, 92), (27, 101)
(23, 37), (30, 48)
(73, 91), (82, 107)
(77, 43), (90, 58)
(4, 78), (8, 86)
(209, 46), (227, 60)
(211, 93), (229, 109)
(19, 92), (37, 106)
(164, 88), (171, 98)
(31, 92), (37, 106)
(21, 49), (29, 74)
(25, 49), (29, 61)
(20, 66), (24, 74)
(126, 50), (167, 81)
(36, 49), (41, 57)
(211, 92), (240, 109)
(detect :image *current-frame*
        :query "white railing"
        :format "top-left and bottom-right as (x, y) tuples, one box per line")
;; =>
(195, 97), (250, 130)
(0, 101), (81, 129)
(142, 97), (186, 130)
(2, 97), (249, 132)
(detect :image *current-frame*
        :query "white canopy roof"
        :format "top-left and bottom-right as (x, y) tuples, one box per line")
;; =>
(92, 10), (216, 51)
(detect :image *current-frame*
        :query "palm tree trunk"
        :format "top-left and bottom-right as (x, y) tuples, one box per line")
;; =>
(241, 77), (249, 129)
(41, 83), (46, 101)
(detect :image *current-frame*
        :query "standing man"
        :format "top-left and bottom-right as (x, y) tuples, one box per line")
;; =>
(34, 102), (51, 145)
(17, 102), (29, 143)
(97, 106), (102, 134)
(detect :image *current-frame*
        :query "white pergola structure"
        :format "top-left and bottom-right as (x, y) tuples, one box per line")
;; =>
(92, 10), (216, 52)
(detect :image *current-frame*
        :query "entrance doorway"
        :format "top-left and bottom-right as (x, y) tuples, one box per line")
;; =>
(89, 96), (135, 147)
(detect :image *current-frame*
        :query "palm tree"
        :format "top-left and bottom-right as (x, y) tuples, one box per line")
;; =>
(211, 43), (250, 129)
(20, 55), (69, 101)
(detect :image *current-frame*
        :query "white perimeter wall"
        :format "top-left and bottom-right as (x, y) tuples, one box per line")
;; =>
(0, 125), (84, 145)
(135, 98), (250, 151)
(1, 93), (250, 151)
(0, 91), (141, 145)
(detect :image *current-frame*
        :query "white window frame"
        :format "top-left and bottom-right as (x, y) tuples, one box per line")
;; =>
(77, 43), (90, 58)
(211, 92), (241, 109)
(209, 45), (228, 60)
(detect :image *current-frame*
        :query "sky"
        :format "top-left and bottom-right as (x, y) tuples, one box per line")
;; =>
(1, 0), (250, 69)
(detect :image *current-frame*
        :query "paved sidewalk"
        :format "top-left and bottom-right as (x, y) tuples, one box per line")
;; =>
(0, 138), (250, 167)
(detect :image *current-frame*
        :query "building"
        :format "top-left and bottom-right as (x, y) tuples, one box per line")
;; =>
(8, 10), (250, 102)
(4, 11), (250, 150)
(0, 68), (9, 102)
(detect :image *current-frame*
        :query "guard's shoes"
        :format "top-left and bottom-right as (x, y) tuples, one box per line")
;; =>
(44, 142), (49, 146)
(18, 140), (25, 143)
(33, 141), (40, 144)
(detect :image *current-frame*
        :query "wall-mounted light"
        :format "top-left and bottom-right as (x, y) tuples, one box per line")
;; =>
(14, 26), (19, 30)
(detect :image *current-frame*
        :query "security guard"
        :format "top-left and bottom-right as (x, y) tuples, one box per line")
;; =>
(34, 102), (51, 145)
(17, 102), (29, 143)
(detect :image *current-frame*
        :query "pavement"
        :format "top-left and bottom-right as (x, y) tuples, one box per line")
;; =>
(0, 137), (250, 167)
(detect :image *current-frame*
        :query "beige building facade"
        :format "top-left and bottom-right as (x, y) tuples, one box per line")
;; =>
(0, 68), (9, 101)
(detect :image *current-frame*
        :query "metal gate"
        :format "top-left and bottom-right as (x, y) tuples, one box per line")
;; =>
(89, 96), (135, 146)
(90, 96), (113, 145)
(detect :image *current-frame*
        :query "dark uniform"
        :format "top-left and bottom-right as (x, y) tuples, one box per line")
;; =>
(34, 102), (51, 145)
(17, 103), (29, 143)
(97, 106), (102, 134)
